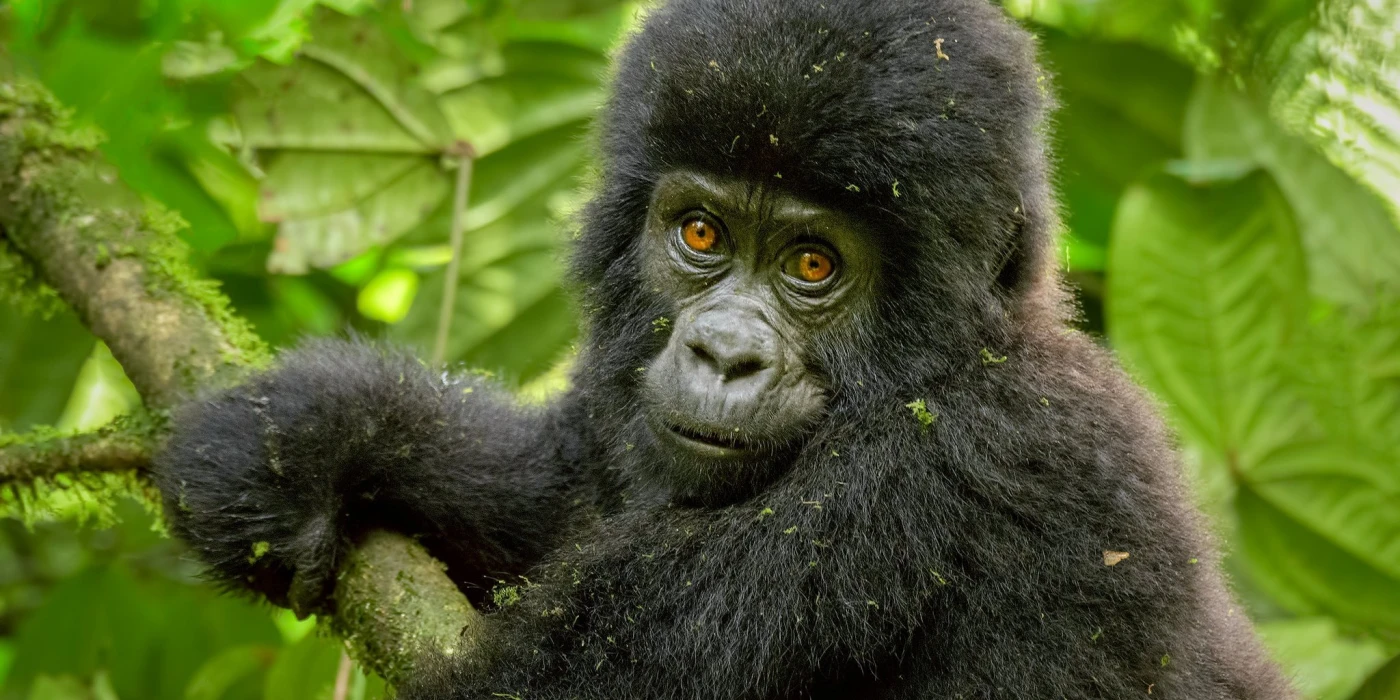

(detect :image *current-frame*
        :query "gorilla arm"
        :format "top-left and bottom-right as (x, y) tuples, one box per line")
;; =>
(154, 339), (587, 616)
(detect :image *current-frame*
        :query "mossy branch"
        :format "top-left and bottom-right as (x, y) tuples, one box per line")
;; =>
(0, 416), (158, 486)
(0, 77), (475, 683)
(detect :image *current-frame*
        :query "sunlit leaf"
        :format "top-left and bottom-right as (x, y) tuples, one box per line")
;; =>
(1237, 486), (1400, 630)
(1186, 78), (1400, 308)
(1257, 617), (1388, 700)
(1268, 0), (1400, 229)
(357, 268), (420, 323)
(1349, 653), (1400, 700)
(1106, 169), (1309, 466)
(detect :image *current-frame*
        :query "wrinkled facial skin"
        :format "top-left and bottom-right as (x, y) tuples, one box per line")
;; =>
(638, 170), (876, 498)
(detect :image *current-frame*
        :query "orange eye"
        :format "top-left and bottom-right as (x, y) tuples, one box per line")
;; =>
(682, 218), (719, 252)
(793, 251), (835, 283)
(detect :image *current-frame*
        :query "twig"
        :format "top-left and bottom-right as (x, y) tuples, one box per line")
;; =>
(432, 142), (477, 366)
(332, 651), (353, 700)
(0, 420), (156, 486)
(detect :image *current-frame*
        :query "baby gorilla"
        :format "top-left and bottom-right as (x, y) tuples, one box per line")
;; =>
(156, 0), (1297, 697)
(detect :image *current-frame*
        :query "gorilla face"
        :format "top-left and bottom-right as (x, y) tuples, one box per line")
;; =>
(637, 170), (877, 501)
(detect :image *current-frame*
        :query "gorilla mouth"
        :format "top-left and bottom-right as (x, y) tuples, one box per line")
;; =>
(664, 422), (760, 456)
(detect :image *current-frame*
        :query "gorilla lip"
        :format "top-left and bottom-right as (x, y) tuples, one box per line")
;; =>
(662, 421), (760, 457)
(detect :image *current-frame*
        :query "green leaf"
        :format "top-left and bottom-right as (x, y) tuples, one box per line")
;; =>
(357, 268), (420, 323)
(1349, 653), (1400, 700)
(1256, 617), (1388, 700)
(227, 59), (431, 153)
(0, 307), (94, 433)
(463, 122), (589, 231)
(1106, 169), (1309, 467)
(1237, 485), (1400, 631)
(1043, 33), (1193, 248)
(1267, 0), (1400, 231)
(262, 634), (343, 700)
(54, 343), (142, 433)
(463, 286), (579, 381)
(400, 247), (575, 382)
(1186, 78), (1400, 309)
(297, 7), (453, 149)
(265, 157), (450, 273)
(438, 73), (603, 157)
(184, 645), (276, 700)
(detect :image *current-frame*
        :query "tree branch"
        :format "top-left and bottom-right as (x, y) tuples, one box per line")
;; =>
(0, 83), (268, 409)
(0, 77), (476, 685)
(0, 418), (156, 485)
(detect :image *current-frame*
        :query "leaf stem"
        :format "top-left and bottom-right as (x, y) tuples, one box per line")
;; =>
(433, 143), (476, 366)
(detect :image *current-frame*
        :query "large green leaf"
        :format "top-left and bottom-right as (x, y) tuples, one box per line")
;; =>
(226, 58), (431, 153)
(1237, 485), (1400, 630)
(1267, 0), (1400, 228)
(1349, 653), (1400, 700)
(1256, 617), (1389, 700)
(1186, 79), (1400, 309)
(262, 155), (450, 273)
(1106, 169), (1309, 466)
(1107, 167), (1400, 629)
(297, 7), (453, 149)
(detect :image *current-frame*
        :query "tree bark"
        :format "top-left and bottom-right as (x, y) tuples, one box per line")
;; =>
(0, 77), (476, 686)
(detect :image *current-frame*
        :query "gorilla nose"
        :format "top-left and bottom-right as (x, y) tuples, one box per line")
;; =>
(683, 311), (777, 384)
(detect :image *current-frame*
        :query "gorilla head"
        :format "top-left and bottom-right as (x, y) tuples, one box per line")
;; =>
(573, 0), (1057, 505)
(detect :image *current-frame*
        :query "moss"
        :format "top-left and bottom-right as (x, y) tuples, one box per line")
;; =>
(134, 202), (270, 370)
(0, 238), (65, 317)
(980, 347), (1008, 365)
(905, 399), (938, 430)
(0, 412), (161, 527)
(492, 583), (522, 608)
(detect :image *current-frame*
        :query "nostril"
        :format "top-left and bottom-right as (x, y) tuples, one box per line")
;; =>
(689, 342), (717, 368)
(724, 359), (766, 381)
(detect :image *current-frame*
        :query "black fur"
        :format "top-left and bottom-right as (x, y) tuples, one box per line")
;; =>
(155, 0), (1295, 697)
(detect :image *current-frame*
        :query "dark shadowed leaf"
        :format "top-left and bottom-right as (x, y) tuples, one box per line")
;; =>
(0, 308), (94, 432)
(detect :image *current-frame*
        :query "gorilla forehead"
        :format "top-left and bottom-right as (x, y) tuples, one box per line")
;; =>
(602, 0), (1051, 254)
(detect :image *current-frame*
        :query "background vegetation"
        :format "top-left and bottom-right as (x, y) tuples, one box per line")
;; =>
(0, 0), (1396, 698)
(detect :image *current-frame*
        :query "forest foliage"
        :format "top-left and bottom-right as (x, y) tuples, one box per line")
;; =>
(0, 0), (1397, 698)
